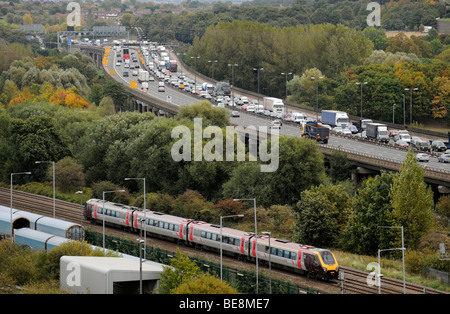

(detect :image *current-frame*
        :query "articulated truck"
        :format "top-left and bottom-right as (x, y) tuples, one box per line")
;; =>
(321, 110), (349, 128)
(263, 97), (284, 116)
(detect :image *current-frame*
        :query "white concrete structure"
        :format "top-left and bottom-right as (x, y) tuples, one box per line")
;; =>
(60, 256), (164, 294)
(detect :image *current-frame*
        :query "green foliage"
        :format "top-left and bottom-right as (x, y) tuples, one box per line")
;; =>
(172, 273), (237, 294)
(389, 149), (435, 250)
(342, 171), (396, 255)
(51, 156), (85, 193)
(293, 183), (352, 248)
(158, 248), (201, 294)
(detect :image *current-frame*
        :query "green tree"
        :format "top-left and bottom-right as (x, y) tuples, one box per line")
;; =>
(158, 248), (201, 294)
(342, 172), (396, 255)
(293, 183), (351, 248)
(172, 273), (237, 294)
(389, 149), (434, 250)
(51, 156), (85, 193)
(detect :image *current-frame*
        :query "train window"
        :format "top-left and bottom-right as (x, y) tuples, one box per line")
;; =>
(271, 247), (277, 255)
(211, 233), (218, 241)
(284, 251), (290, 259)
(290, 252), (297, 260)
(277, 249), (283, 257)
(98, 208), (103, 214)
(320, 251), (336, 265)
(164, 222), (169, 229)
(159, 221), (164, 228)
(201, 231), (206, 238)
(222, 236), (229, 244)
(175, 225), (179, 232)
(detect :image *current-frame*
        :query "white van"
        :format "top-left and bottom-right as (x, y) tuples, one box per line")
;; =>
(292, 112), (308, 123)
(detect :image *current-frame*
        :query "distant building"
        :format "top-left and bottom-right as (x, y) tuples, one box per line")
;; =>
(436, 18), (450, 34)
(60, 256), (165, 294)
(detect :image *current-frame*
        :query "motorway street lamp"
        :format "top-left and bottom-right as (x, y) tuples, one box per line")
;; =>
(312, 76), (323, 121)
(208, 59), (218, 81)
(404, 87), (418, 125)
(10, 172), (31, 242)
(102, 189), (125, 249)
(253, 67), (264, 102)
(281, 72), (292, 100)
(220, 214), (244, 282)
(355, 81), (368, 121)
(392, 103), (396, 124)
(125, 177), (147, 258)
(191, 56), (200, 91)
(261, 231), (272, 294)
(233, 198), (258, 293)
(228, 63), (238, 106)
(378, 225), (406, 294)
(35, 161), (55, 218)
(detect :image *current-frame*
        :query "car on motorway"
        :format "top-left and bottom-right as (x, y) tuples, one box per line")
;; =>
(149, 76), (155, 82)
(230, 111), (240, 117)
(123, 71), (129, 77)
(132, 70), (138, 76)
(269, 120), (282, 129)
(347, 125), (358, 134)
(342, 128), (352, 136)
(246, 105), (256, 112)
(116, 62), (121, 66)
(416, 153), (430, 162)
(438, 153), (450, 163)
(431, 141), (447, 152)
(333, 127), (343, 134)
(395, 140), (410, 148)
(158, 86), (165, 92)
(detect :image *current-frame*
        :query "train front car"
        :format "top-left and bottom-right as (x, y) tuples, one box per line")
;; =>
(312, 248), (339, 280)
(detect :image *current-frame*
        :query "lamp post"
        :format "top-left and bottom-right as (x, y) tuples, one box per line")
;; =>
(228, 63), (238, 106)
(404, 87), (418, 125)
(311, 76), (323, 121)
(220, 214), (244, 282)
(76, 191), (84, 253)
(355, 81), (368, 121)
(233, 198), (258, 293)
(378, 225), (406, 294)
(102, 190), (125, 249)
(125, 177), (146, 258)
(10, 172), (31, 241)
(35, 161), (55, 218)
(138, 238), (144, 294)
(261, 231), (272, 294)
(281, 72), (292, 100)
(191, 56), (200, 92)
(392, 103), (396, 124)
(208, 59), (218, 81)
(253, 67), (264, 103)
(402, 93), (406, 126)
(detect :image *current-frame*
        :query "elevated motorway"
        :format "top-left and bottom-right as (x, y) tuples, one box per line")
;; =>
(78, 45), (450, 190)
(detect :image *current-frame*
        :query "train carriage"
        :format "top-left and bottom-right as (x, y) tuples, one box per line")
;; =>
(0, 205), (84, 241)
(85, 199), (136, 230)
(252, 235), (339, 280)
(135, 210), (191, 243)
(187, 221), (251, 258)
(14, 228), (69, 252)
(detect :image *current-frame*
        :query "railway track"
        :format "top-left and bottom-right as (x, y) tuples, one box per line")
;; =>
(339, 266), (448, 294)
(0, 187), (448, 294)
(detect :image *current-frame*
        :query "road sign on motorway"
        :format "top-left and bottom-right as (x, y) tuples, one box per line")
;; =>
(130, 81), (138, 89)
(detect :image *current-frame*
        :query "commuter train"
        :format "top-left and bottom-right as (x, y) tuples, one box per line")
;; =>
(84, 199), (339, 280)
(0, 205), (84, 241)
